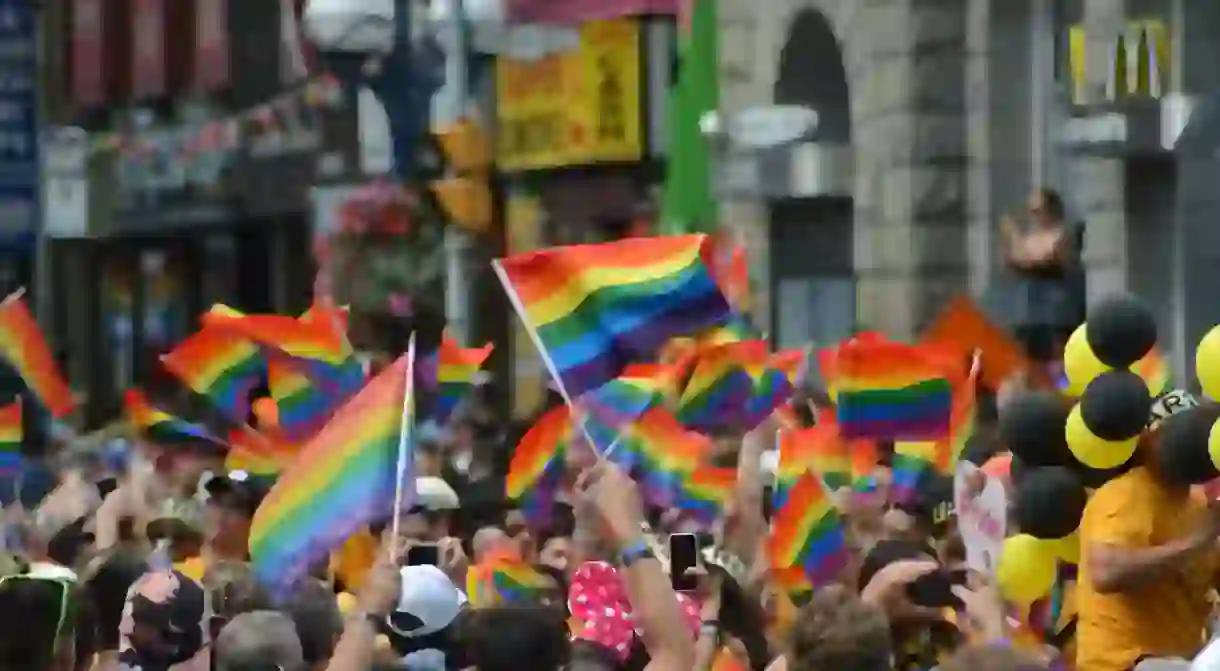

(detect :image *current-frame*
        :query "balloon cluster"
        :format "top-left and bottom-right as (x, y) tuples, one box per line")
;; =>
(997, 465), (1088, 603)
(994, 295), (1158, 603)
(1061, 296), (1157, 470)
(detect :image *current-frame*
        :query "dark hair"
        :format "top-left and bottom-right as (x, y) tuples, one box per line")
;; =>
(0, 576), (78, 670)
(786, 586), (893, 671)
(281, 580), (343, 665)
(567, 640), (619, 670)
(71, 585), (99, 671)
(455, 605), (570, 671)
(84, 550), (148, 650)
(47, 517), (93, 568)
(1037, 187), (1065, 221)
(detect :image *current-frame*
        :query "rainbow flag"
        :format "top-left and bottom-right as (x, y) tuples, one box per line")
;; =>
(740, 349), (804, 429)
(943, 376), (978, 470)
(675, 341), (762, 429)
(710, 233), (751, 314)
(0, 398), (21, 473)
(891, 441), (940, 505)
(849, 440), (880, 492)
(494, 235), (731, 398)
(673, 466), (736, 525)
(506, 405), (571, 525)
(467, 548), (552, 607)
(627, 407), (711, 505)
(203, 309), (351, 372)
(891, 359), (978, 491)
(124, 390), (221, 447)
(161, 327), (265, 422)
(577, 363), (680, 439)
(777, 424), (850, 500)
(835, 340), (953, 440)
(424, 337), (494, 425)
(0, 290), (74, 417)
(224, 426), (298, 477)
(772, 565), (814, 599)
(768, 470), (849, 588)
(248, 353), (415, 593)
(266, 357), (358, 441)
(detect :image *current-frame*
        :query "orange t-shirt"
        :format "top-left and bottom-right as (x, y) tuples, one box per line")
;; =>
(1076, 467), (1217, 670)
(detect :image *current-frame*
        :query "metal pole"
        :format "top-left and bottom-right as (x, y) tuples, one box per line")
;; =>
(32, 1), (50, 325)
(439, 0), (472, 344)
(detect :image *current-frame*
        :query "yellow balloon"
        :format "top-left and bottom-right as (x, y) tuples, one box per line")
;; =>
(996, 534), (1058, 604)
(1063, 325), (1109, 397)
(1065, 405), (1139, 470)
(1055, 530), (1081, 565)
(1208, 420), (1220, 472)
(1197, 326), (1220, 401)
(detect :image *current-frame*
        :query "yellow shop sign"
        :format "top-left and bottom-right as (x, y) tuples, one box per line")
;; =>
(495, 19), (642, 171)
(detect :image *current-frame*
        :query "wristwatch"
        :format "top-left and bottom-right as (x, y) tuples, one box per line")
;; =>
(617, 539), (655, 568)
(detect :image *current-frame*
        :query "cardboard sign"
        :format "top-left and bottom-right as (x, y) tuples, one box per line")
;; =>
(954, 461), (1007, 576)
(922, 297), (1029, 391)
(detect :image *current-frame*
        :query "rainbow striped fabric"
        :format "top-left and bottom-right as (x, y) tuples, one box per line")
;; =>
(834, 338), (954, 440)
(494, 235), (731, 398)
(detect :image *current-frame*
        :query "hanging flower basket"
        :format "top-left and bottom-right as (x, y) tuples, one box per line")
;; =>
(315, 180), (446, 317)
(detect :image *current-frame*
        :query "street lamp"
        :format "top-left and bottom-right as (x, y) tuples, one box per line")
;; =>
(304, 0), (442, 179)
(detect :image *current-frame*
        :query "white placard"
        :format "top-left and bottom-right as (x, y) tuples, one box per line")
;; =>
(954, 461), (1007, 575)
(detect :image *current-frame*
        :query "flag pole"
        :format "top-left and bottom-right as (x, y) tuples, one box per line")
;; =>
(389, 333), (417, 561)
(491, 261), (621, 459)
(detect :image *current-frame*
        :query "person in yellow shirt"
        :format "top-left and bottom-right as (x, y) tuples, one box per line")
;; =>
(1076, 462), (1220, 670)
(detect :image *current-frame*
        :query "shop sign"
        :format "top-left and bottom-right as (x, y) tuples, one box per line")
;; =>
(495, 19), (642, 171)
(1067, 18), (1171, 105)
(506, 0), (679, 25)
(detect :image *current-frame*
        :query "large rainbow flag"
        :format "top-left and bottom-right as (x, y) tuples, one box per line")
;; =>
(0, 290), (74, 417)
(248, 353), (414, 593)
(494, 235), (731, 398)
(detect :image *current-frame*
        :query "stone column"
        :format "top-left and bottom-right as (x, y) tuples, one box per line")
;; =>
(852, 0), (973, 338)
(1074, 0), (1129, 302)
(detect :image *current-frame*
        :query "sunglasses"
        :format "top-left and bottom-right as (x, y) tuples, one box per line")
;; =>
(0, 574), (72, 658)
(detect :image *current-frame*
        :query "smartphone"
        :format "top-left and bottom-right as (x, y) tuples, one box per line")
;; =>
(669, 533), (699, 591)
(407, 543), (440, 567)
(906, 568), (968, 608)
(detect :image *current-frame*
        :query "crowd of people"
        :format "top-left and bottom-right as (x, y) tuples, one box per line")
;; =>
(2, 362), (1207, 671)
(1, 218), (1219, 670)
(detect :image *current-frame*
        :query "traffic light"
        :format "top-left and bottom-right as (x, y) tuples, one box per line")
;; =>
(428, 118), (493, 234)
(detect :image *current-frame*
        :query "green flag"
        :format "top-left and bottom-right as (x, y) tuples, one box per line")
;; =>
(659, 0), (720, 234)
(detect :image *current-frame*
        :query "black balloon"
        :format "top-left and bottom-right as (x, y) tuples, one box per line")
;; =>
(998, 391), (1074, 467)
(1079, 370), (1152, 441)
(1086, 295), (1158, 368)
(1068, 458), (1134, 489)
(1012, 466), (1089, 539)
(1150, 404), (1220, 487)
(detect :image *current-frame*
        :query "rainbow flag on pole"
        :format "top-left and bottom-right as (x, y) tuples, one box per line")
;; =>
(0, 290), (74, 417)
(125, 390), (222, 447)
(768, 470), (849, 588)
(493, 235), (731, 399)
(420, 336), (494, 425)
(835, 339), (953, 440)
(0, 399), (21, 474)
(161, 327), (265, 422)
(249, 352), (415, 593)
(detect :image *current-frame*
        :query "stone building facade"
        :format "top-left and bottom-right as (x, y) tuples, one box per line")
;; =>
(715, 0), (1219, 373)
